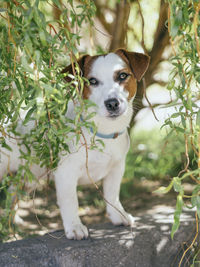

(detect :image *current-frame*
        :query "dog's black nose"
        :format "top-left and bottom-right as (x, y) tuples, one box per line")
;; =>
(104, 98), (120, 112)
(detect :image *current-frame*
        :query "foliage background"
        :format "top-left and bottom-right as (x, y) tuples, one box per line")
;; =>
(0, 1), (200, 262)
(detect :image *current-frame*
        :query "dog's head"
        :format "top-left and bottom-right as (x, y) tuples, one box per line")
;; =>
(62, 49), (149, 127)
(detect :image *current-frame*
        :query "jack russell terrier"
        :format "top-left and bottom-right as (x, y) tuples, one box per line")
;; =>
(0, 49), (149, 240)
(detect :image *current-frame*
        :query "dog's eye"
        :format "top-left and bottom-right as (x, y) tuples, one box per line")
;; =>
(89, 78), (99, 86)
(118, 72), (129, 81)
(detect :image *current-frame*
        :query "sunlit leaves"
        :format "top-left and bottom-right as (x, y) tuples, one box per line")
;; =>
(165, 0), (200, 240)
(154, 177), (185, 239)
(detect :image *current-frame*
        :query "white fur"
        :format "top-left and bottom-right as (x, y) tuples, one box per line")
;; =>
(0, 52), (135, 240)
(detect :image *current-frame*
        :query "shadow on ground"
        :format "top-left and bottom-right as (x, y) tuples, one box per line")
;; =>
(1, 180), (199, 266)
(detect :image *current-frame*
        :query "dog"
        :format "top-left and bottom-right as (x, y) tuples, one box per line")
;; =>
(0, 49), (149, 240)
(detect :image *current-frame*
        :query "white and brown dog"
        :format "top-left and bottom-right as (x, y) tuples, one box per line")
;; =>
(0, 49), (149, 240)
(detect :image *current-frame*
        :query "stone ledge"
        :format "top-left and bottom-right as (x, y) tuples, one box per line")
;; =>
(0, 207), (198, 267)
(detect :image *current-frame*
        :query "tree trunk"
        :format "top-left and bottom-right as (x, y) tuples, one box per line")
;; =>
(109, 0), (130, 51)
(129, 1), (169, 128)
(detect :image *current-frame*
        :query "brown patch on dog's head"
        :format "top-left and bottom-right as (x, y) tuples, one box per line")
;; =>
(115, 49), (150, 100)
(115, 49), (150, 81)
(61, 55), (98, 99)
(113, 67), (137, 100)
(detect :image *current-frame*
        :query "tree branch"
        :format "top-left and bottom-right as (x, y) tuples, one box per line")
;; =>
(109, 0), (130, 51)
(136, 0), (148, 53)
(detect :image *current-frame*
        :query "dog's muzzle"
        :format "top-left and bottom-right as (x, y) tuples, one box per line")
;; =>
(104, 98), (120, 117)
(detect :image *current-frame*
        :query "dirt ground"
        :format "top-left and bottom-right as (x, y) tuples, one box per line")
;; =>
(10, 179), (194, 241)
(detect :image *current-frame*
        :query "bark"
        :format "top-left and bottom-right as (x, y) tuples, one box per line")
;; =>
(94, 0), (130, 51)
(145, 1), (169, 85)
(109, 0), (131, 51)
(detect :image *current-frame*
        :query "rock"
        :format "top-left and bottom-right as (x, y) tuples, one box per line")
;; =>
(0, 206), (198, 267)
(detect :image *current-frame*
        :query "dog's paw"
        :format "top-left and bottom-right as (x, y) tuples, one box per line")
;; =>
(64, 223), (89, 240)
(108, 211), (135, 227)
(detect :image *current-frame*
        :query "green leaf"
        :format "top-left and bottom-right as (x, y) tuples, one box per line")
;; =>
(39, 30), (47, 46)
(171, 113), (180, 118)
(167, 80), (175, 90)
(52, 0), (62, 8)
(196, 110), (200, 127)
(1, 141), (12, 152)
(173, 177), (183, 193)
(11, 110), (19, 123)
(153, 181), (173, 194)
(181, 115), (186, 128)
(85, 112), (96, 120)
(171, 194), (184, 239)
(96, 139), (105, 149)
(181, 169), (200, 180)
(170, 21), (179, 39)
(191, 195), (200, 216)
(34, 50), (42, 70)
(23, 106), (36, 125)
(191, 185), (200, 219)
(15, 79), (22, 95)
(174, 126), (185, 133)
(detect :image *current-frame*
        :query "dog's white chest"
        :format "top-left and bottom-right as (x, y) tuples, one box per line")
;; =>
(77, 133), (129, 185)
(78, 150), (111, 184)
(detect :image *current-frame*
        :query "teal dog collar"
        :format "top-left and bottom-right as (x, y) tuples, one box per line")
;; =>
(80, 116), (125, 139)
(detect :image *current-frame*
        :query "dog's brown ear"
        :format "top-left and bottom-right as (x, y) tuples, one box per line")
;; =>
(116, 49), (150, 81)
(61, 55), (90, 82)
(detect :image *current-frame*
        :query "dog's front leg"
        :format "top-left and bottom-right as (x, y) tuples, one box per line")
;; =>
(55, 170), (88, 240)
(103, 161), (135, 227)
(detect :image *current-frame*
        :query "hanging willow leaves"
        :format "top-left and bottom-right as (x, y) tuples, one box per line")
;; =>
(162, 0), (200, 239)
(0, 0), (96, 240)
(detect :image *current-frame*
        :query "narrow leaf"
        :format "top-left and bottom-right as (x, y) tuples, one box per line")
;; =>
(23, 106), (36, 125)
(196, 110), (200, 127)
(171, 195), (184, 239)
(153, 181), (173, 194)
